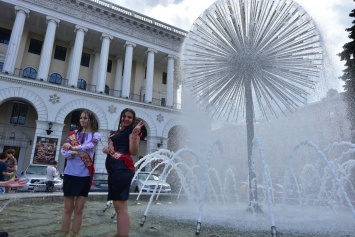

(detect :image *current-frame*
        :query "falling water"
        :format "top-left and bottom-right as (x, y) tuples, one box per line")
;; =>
(286, 140), (355, 218)
(253, 138), (277, 233)
(0, 199), (14, 212)
(195, 139), (225, 234)
(136, 148), (200, 226)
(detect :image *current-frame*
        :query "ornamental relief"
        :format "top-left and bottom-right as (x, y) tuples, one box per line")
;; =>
(23, 0), (182, 52)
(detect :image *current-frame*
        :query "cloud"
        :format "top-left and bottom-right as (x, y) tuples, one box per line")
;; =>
(142, 0), (184, 8)
(111, 0), (215, 30)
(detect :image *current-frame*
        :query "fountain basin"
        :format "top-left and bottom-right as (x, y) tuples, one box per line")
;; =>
(0, 192), (354, 237)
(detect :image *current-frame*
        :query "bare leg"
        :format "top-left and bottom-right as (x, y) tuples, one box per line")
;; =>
(72, 196), (87, 233)
(61, 196), (75, 232)
(113, 200), (130, 237)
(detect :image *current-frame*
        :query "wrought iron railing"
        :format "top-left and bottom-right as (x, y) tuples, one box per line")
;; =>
(3, 68), (181, 110)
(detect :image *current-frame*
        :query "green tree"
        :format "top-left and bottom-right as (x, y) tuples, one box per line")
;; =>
(338, 8), (355, 142)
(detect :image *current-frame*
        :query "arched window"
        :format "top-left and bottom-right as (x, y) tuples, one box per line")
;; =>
(22, 67), (37, 79)
(105, 85), (110, 95)
(49, 73), (62, 85)
(77, 79), (87, 90)
(10, 102), (28, 125)
(0, 52), (5, 72)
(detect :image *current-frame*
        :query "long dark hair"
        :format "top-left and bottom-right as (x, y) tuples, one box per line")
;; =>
(77, 110), (99, 132)
(118, 108), (136, 130)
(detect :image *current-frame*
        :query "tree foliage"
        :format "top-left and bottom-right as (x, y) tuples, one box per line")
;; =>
(338, 8), (355, 142)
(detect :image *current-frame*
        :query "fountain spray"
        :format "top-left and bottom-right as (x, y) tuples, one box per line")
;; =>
(292, 140), (355, 218)
(254, 138), (277, 235)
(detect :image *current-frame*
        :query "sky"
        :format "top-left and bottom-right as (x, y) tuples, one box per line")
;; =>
(109, 0), (354, 93)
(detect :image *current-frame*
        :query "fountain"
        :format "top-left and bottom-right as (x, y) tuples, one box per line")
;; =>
(176, 0), (353, 235)
(0, 144), (355, 236)
(0, 0), (354, 236)
(181, 0), (323, 218)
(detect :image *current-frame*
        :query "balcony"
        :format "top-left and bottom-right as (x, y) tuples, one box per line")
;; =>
(2, 68), (181, 110)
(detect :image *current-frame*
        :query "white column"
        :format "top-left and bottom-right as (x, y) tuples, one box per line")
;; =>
(37, 16), (60, 80)
(65, 41), (74, 82)
(67, 25), (88, 87)
(91, 48), (100, 90)
(3, 6), (30, 74)
(166, 55), (175, 107)
(122, 41), (136, 98)
(97, 33), (113, 93)
(114, 56), (124, 96)
(144, 48), (157, 103)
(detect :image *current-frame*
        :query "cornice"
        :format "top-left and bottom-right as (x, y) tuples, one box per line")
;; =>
(0, 75), (181, 115)
(21, 0), (186, 53)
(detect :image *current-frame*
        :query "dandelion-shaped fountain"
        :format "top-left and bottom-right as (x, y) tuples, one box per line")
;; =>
(182, 0), (323, 122)
(181, 0), (323, 234)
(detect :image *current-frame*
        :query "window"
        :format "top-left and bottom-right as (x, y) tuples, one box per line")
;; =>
(0, 27), (11, 45)
(0, 62), (3, 72)
(10, 102), (28, 125)
(105, 85), (110, 95)
(162, 72), (167, 85)
(28, 38), (43, 55)
(77, 79), (87, 90)
(54, 45), (67, 61)
(22, 67), (37, 79)
(161, 98), (166, 106)
(49, 73), (62, 85)
(80, 52), (90, 67)
(107, 60), (112, 73)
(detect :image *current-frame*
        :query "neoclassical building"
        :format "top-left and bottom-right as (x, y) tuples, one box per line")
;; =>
(0, 0), (187, 172)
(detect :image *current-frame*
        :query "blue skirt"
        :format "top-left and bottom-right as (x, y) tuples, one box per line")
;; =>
(107, 170), (134, 201)
(63, 174), (91, 197)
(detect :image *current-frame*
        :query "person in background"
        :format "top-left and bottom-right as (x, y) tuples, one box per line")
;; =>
(5, 149), (18, 193)
(102, 108), (143, 237)
(0, 152), (13, 194)
(60, 110), (101, 237)
(46, 160), (58, 192)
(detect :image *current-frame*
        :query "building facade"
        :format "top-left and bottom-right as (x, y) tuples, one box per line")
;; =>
(0, 0), (187, 173)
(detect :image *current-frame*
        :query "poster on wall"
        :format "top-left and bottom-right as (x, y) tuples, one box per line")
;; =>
(33, 136), (58, 165)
